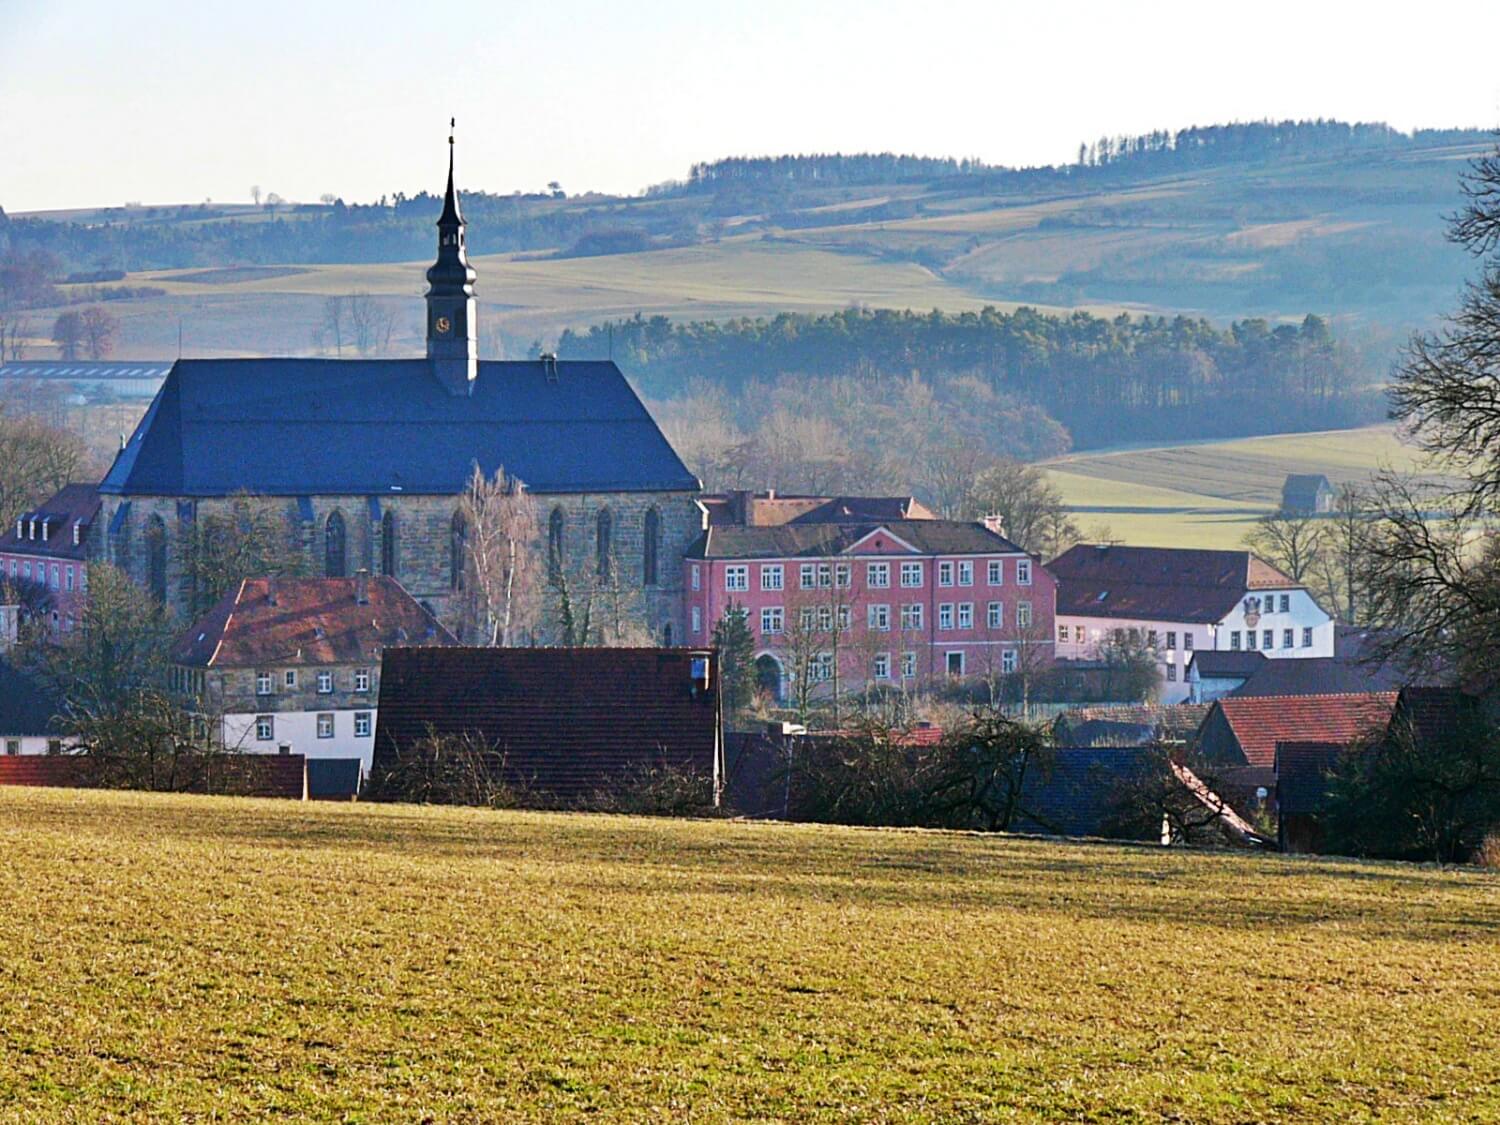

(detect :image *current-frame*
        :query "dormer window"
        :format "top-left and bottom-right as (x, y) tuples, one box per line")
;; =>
(27, 518), (35, 540)
(72, 522), (81, 547)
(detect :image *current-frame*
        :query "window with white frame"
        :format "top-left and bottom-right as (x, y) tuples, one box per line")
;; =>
(868, 603), (891, 631)
(872, 653), (891, 679)
(900, 562), (923, 588)
(316, 713), (334, 739)
(938, 603), (954, 630)
(284, 669), (297, 689)
(945, 651), (965, 676)
(725, 565), (749, 592)
(900, 603), (923, 630)
(836, 605), (851, 631)
(691, 606), (702, 633)
(761, 606), (784, 635)
(355, 668), (371, 693)
(760, 564), (784, 592)
(800, 563), (817, 589)
(800, 607), (817, 631)
(255, 715), (274, 741)
(957, 602), (973, 629)
(1016, 559), (1032, 585)
(255, 671), (273, 696)
(938, 561), (955, 587)
(354, 712), (372, 738)
(317, 671), (334, 694)
(1001, 649), (1017, 674)
(987, 559), (1003, 585)
(867, 562), (890, 589)
(817, 605), (833, 632)
(812, 652), (834, 681)
(957, 561), (973, 586)
(988, 601), (1004, 629)
(901, 651), (917, 678)
(1016, 601), (1032, 629)
(834, 563), (851, 589)
(1057, 623), (1068, 643)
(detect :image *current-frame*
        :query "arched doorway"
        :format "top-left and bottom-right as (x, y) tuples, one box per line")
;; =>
(754, 653), (785, 702)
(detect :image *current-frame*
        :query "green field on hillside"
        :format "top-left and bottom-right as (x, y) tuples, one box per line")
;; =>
(2, 788), (1497, 1121)
(1043, 425), (1432, 550)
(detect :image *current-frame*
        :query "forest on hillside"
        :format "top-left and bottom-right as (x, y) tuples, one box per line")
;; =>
(560, 305), (1380, 455)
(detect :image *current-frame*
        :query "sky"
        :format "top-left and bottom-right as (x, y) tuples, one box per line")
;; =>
(3, 0), (1499, 213)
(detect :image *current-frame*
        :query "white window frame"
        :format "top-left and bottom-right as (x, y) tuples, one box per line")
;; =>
(255, 715), (274, 741)
(834, 563), (852, 589)
(1057, 623), (1068, 643)
(987, 559), (1003, 585)
(957, 602), (973, 629)
(938, 561), (955, 587)
(867, 562), (890, 589)
(316, 713), (334, 739)
(354, 712), (372, 738)
(255, 671), (273, 696)
(761, 606), (784, 635)
(836, 605), (851, 631)
(354, 668), (371, 693)
(760, 564), (784, 592)
(317, 670), (334, 694)
(957, 561), (974, 587)
(938, 603), (954, 630)
(901, 651), (917, 679)
(901, 603), (924, 631)
(284, 669), (297, 689)
(988, 601), (1003, 629)
(691, 606), (702, 634)
(691, 564), (701, 591)
(1016, 559), (1032, 585)
(725, 565), (749, 592)
(945, 650), (966, 677)
(1001, 649), (1017, 675)
(868, 603), (891, 631)
(873, 653), (891, 679)
(1016, 601), (1032, 629)
(900, 562), (923, 588)
(800, 563), (817, 589)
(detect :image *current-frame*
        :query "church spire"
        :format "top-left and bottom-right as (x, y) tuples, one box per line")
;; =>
(426, 118), (478, 396)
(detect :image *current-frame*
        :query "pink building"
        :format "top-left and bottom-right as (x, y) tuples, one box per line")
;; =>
(0, 484), (100, 634)
(683, 518), (1056, 698)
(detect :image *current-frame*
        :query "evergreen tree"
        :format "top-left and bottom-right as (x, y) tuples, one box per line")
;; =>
(712, 603), (756, 715)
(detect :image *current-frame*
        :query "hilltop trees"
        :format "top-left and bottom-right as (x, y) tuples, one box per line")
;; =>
(0, 405), (85, 528)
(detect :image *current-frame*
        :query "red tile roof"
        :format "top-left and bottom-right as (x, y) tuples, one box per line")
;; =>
(171, 576), (455, 667)
(1212, 692), (1398, 768)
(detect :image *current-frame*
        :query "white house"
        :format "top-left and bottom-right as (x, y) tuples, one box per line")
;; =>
(1047, 545), (1335, 703)
(169, 572), (456, 773)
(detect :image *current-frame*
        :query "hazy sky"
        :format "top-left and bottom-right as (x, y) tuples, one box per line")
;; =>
(3, 0), (1498, 213)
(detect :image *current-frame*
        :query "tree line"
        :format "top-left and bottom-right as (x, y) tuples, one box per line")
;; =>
(565, 305), (1376, 450)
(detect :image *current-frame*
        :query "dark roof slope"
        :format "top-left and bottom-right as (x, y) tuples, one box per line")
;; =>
(1274, 741), (1344, 816)
(0, 660), (65, 736)
(171, 576), (456, 667)
(688, 519), (1024, 560)
(100, 358), (699, 496)
(1281, 474), (1332, 508)
(1188, 650), (1267, 679)
(374, 647), (721, 803)
(0, 483), (100, 562)
(1012, 746), (1157, 837)
(1048, 544), (1297, 623)
(1230, 655), (1407, 698)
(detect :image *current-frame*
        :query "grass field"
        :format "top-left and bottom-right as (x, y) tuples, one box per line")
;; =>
(3, 788), (1498, 1121)
(1042, 425), (1433, 550)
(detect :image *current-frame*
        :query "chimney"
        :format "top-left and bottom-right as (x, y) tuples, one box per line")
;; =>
(355, 568), (370, 606)
(981, 513), (1005, 537)
(267, 576), (278, 606)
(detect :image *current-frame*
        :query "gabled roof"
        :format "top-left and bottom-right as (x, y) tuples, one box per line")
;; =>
(700, 492), (936, 527)
(171, 576), (456, 667)
(100, 358), (699, 497)
(687, 519), (1024, 560)
(1206, 692), (1399, 768)
(0, 660), (64, 737)
(1273, 741), (1344, 816)
(373, 647), (721, 802)
(0, 483), (100, 562)
(1013, 746), (1158, 837)
(1230, 655), (1407, 698)
(1187, 650), (1267, 679)
(1281, 474), (1333, 507)
(1048, 544), (1298, 623)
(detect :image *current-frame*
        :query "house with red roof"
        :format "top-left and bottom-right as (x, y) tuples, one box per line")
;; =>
(169, 572), (455, 772)
(1048, 544), (1335, 703)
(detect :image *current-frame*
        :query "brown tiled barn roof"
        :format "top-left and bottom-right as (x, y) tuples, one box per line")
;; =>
(1048, 544), (1298, 623)
(1210, 692), (1398, 768)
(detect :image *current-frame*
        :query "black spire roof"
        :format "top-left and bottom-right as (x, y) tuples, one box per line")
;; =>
(426, 122), (475, 297)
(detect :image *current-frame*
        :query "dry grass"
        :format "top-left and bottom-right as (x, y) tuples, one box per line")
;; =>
(1, 787), (1497, 1122)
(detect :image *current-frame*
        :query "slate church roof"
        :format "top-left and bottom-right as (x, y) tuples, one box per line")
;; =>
(99, 357), (700, 497)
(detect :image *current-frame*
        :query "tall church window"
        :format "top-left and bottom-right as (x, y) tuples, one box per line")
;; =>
(596, 508), (612, 581)
(548, 507), (565, 585)
(643, 507), (660, 587)
(145, 515), (167, 605)
(325, 511), (347, 578)
(380, 510), (398, 578)
(450, 511), (467, 590)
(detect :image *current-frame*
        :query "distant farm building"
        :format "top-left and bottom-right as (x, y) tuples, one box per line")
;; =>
(1280, 474), (1335, 514)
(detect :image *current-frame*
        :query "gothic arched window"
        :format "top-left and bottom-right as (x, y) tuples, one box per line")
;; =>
(380, 509), (398, 578)
(643, 507), (660, 587)
(450, 511), (467, 591)
(145, 515), (167, 606)
(548, 507), (565, 584)
(596, 508), (612, 581)
(325, 511), (347, 578)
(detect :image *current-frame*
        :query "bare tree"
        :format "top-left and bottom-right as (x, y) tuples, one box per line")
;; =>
(79, 306), (118, 360)
(0, 405), (86, 527)
(347, 292), (397, 357)
(182, 492), (306, 617)
(460, 464), (540, 646)
(52, 310), (84, 360)
(1310, 486), (1372, 625)
(1244, 508), (1324, 582)
(0, 312), (30, 361)
(316, 296), (347, 357)
(965, 459), (1079, 557)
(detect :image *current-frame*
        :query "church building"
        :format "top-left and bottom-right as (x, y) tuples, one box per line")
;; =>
(97, 133), (702, 640)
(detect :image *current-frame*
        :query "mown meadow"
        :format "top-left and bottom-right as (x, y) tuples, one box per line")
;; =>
(1, 787), (1497, 1121)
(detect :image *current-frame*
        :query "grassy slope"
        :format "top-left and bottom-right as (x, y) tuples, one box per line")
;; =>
(1, 788), (1497, 1122)
(1042, 425), (1428, 550)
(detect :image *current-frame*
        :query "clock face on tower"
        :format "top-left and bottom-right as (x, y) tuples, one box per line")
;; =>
(434, 316), (452, 335)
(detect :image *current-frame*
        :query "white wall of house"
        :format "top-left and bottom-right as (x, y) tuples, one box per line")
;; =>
(1216, 588), (1334, 660)
(1, 734), (57, 755)
(222, 709), (377, 772)
(1055, 615), (1215, 702)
